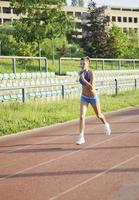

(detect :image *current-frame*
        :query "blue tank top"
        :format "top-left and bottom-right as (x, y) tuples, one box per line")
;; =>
(79, 70), (90, 85)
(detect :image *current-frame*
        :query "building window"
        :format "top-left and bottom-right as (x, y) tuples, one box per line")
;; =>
(13, 8), (19, 15)
(112, 16), (116, 22)
(122, 8), (131, 11)
(129, 17), (132, 23)
(76, 22), (81, 29)
(118, 16), (121, 22)
(129, 28), (132, 33)
(0, 19), (2, 25)
(13, 19), (17, 23)
(3, 7), (11, 14)
(3, 18), (11, 24)
(123, 17), (127, 22)
(133, 9), (139, 12)
(83, 12), (88, 17)
(67, 12), (73, 17)
(107, 16), (110, 22)
(134, 28), (138, 33)
(123, 27), (128, 33)
(111, 7), (120, 11)
(134, 17), (138, 23)
(75, 12), (81, 19)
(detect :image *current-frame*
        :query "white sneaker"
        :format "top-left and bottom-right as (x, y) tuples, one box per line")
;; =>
(104, 123), (111, 135)
(76, 134), (85, 145)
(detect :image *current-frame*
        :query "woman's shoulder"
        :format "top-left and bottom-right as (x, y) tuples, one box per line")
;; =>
(88, 70), (94, 76)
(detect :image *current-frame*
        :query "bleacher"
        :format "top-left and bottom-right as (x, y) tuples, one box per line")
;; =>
(0, 72), (80, 102)
(94, 70), (139, 94)
(0, 69), (139, 102)
(66, 70), (139, 95)
(66, 70), (139, 79)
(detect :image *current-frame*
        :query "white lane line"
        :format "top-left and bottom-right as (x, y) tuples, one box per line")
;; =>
(0, 120), (105, 168)
(49, 154), (139, 200)
(0, 134), (123, 181)
(0, 134), (71, 154)
(0, 135), (68, 168)
(0, 112), (135, 155)
(0, 127), (138, 182)
(0, 123), (101, 168)
(0, 110), (136, 154)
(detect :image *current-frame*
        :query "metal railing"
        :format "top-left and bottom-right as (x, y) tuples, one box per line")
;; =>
(0, 77), (138, 103)
(59, 57), (139, 75)
(0, 56), (48, 73)
(0, 82), (80, 103)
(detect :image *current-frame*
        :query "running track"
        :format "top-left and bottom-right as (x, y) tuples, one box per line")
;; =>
(0, 107), (139, 200)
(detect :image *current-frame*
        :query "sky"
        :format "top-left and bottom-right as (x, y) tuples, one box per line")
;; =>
(67, 0), (139, 8)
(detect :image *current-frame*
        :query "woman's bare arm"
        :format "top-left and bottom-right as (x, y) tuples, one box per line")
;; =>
(80, 70), (94, 90)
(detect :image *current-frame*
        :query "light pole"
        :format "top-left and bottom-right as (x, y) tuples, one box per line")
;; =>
(39, 47), (42, 71)
(68, 44), (72, 58)
(38, 41), (42, 71)
(0, 40), (2, 55)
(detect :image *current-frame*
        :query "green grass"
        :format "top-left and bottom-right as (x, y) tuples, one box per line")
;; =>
(0, 59), (47, 73)
(58, 59), (139, 74)
(0, 58), (139, 74)
(0, 89), (139, 136)
(0, 59), (13, 73)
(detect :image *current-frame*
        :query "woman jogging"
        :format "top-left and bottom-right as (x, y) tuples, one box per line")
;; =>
(76, 56), (111, 145)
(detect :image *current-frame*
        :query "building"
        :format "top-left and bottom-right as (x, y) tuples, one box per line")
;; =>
(0, 1), (88, 38)
(104, 6), (139, 34)
(63, 6), (88, 38)
(0, 1), (139, 35)
(0, 0), (20, 24)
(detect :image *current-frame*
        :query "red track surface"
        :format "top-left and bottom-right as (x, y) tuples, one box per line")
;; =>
(0, 107), (139, 200)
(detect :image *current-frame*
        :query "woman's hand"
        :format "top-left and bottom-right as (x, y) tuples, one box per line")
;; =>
(79, 71), (84, 81)
(79, 70), (84, 76)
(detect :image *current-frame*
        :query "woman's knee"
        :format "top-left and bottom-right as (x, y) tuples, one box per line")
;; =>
(96, 113), (104, 119)
(80, 115), (85, 121)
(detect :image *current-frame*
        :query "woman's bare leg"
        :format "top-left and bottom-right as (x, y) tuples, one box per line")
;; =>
(76, 101), (88, 144)
(80, 101), (88, 134)
(91, 102), (106, 124)
(91, 102), (111, 135)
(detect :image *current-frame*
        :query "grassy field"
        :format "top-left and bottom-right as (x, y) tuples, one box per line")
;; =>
(0, 58), (139, 74)
(0, 59), (47, 73)
(0, 89), (139, 136)
(59, 59), (139, 74)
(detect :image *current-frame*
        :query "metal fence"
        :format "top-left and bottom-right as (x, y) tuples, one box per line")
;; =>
(59, 57), (139, 75)
(0, 56), (48, 73)
(1, 56), (139, 75)
(0, 77), (138, 103)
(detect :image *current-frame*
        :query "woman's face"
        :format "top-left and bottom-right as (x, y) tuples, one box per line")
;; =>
(80, 60), (89, 70)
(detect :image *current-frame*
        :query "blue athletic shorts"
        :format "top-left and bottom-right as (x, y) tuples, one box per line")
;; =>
(80, 95), (99, 105)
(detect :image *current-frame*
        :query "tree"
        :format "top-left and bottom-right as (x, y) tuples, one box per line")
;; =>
(79, 0), (84, 7)
(125, 30), (139, 58)
(56, 41), (69, 57)
(107, 25), (128, 58)
(41, 36), (68, 58)
(0, 24), (18, 55)
(63, 0), (67, 5)
(10, 0), (73, 58)
(71, 0), (78, 6)
(81, 1), (110, 58)
(0, 24), (16, 53)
